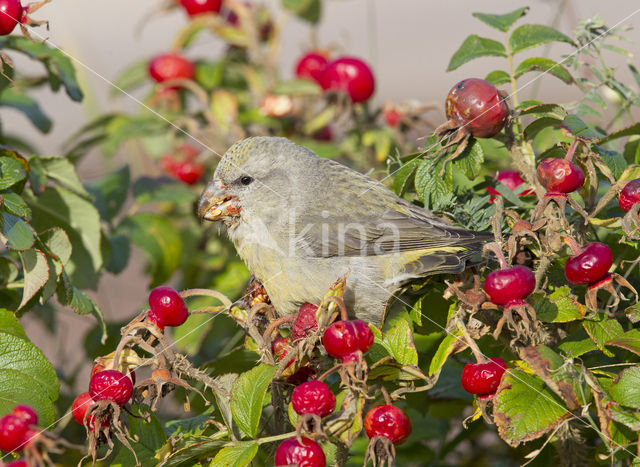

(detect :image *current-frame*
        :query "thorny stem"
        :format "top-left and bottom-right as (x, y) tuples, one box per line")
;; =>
(564, 138), (580, 162)
(484, 242), (509, 270)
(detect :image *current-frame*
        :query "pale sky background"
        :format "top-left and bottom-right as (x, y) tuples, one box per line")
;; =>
(7, 0), (640, 387)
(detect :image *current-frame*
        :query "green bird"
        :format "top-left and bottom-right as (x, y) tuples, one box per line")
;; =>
(198, 136), (491, 324)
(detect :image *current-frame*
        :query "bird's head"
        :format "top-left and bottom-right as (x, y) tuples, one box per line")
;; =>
(198, 137), (314, 229)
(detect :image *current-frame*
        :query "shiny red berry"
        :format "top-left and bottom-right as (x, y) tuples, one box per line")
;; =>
(295, 52), (328, 84)
(148, 286), (189, 329)
(91, 363), (136, 386)
(461, 358), (507, 396)
(291, 380), (336, 418)
(564, 242), (613, 285)
(619, 178), (640, 212)
(178, 0), (222, 16)
(323, 319), (373, 362)
(364, 405), (412, 445)
(89, 370), (133, 405)
(148, 53), (195, 85)
(10, 405), (37, 426)
(274, 437), (326, 467)
(445, 78), (508, 138)
(0, 0), (22, 36)
(487, 170), (533, 197)
(352, 319), (374, 354)
(291, 302), (318, 341)
(71, 392), (100, 429)
(536, 158), (585, 194)
(483, 265), (535, 306)
(320, 57), (375, 103)
(174, 160), (205, 185)
(0, 414), (28, 452)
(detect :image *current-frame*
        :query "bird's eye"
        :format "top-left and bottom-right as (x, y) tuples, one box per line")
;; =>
(240, 176), (253, 186)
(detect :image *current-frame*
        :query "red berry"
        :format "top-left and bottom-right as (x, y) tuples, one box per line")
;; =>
(274, 437), (326, 467)
(162, 145), (204, 185)
(536, 158), (585, 194)
(352, 320), (374, 354)
(323, 320), (374, 362)
(291, 302), (318, 341)
(174, 160), (205, 185)
(10, 405), (37, 426)
(0, 0), (22, 36)
(89, 370), (133, 405)
(148, 286), (189, 328)
(483, 265), (535, 306)
(91, 363), (136, 386)
(320, 57), (375, 103)
(295, 52), (328, 84)
(291, 380), (336, 418)
(487, 170), (533, 197)
(445, 78), (508, 138)
(271, 336), (294, 368)
(383, 106), (403, 128)
(6, 460), (28, 467)
(312, 126), (333, 142)
(72, 392), (95, 426)
(148, 53), (195, 86)
(0, 414), (28, 452)
(564, 242), (613, 285)
(619, 178), (640, 212)
(461, 358), (507, 397)
(178, 0), (221, 16)
(364, 405), (412, 445)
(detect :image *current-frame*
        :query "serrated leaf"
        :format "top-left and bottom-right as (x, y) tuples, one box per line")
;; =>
(557, 328), (598, 358)
(472, 7), (528, 32)
(36, 156), (91, 198)
(606, 329), (640, 357)
(485, 70), (511, 86)
(447, 35), (506, 71)
(40, 227), (72, 267)
(455, 138), (484, 180)
(133, 176), (196, 205)
(415, 158), (453, 208)
(609, 405), (640, 431)
(592, 145), (627, 179)
(87, 165), (130, 222)
(1, 192), (31, 218)
(230, 364), (277, 438)
(0, 88), (52, 133)
(24, 186), (102, 289)
(583, 315), (624, 357)
(494, 370), (571, 447)
(534, 286), (584, 323)
(0, 154), (28, 190)
(598, 122), (640, 145)
(209, 441), (258, 467)
(117, 213), (182, 287)
(272, 79), (322, 96)
(562, 114), (603, 142)
(0, 323), (59, 425)
(509, 24), (574, 55)
(610, 366), (640, 409)
(18, 248), (49, 309)
(381, 318), (418, 366)
(1, 211), (35, 251)
(519, 103), (567, 119)
(391, 158), (420, 195)
(514, 57), (573, 84)
(281, 0), (321, 24)
(111, 410), (167, 467)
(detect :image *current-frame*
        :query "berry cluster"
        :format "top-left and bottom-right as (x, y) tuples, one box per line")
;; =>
(0, 405), (37, 453)
(295, 51), (376, 104)
(162, 144), (205, 185)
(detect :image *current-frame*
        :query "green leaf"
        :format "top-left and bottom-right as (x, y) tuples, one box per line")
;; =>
(610, 405), (640, 431)
(195, 61), (224, 90)
(626, 302), (640, 324)
(132, 176), (195, 205)
(87, 165), (130, 222)
(1, 211), (35, 251)
(415, 158), (453, 208)
(391, 158), (420, 195)
(35, 156), (92, 199)
(598, 122), (640, 145)
(104, 234), (130, 275)
(494, 370), (571, 447)
(610, 366), (640, 409)
(592, 145), (627, 179)
(606, 329), (640, 357)
(281, 0), (321, 24)
(0, 318), (59, 425)
(514, 57), (573, 84)
(272, 79), (322, 96)
(230, 364), (277, 438)
(583, 315), (624, 357)
(454, 138), (484, 180)
(428, 330), (461, 377)
(523, 117), (561, 140)
(509, 24), (574, 54)
(472, 7), (529, 32)
(562, 114), (603, 142)
(18, 248), (49, 309)
(557, 328), (597, 358)
(111, 410), (167, 467)
(447, 35), (506, 71)
(518, 103), (567, 119)
(0, 154), (28, 190)
(534, 286), (584, 323)
(117, 213), (182, 287)
(209, 442), (258, 467)
(0, 309), (26, 339)
(40, 227), (72, 267)
(381, 318), (418, 366)
(24, 186), (102, 289)
(2, 192), (31, 218)
(0, 88), (52, 133)
(485, 70), (511, 86)
(110, 60), (149, 97)
(0, 36), (83, 101)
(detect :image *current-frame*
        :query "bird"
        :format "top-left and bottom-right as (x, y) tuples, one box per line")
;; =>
(198, 136), (491, 325)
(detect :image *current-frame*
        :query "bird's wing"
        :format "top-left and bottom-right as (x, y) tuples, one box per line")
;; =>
(292, 159), (492, 258)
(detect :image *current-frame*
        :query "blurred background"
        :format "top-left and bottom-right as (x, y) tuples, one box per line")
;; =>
(6, 0), (640, 395)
